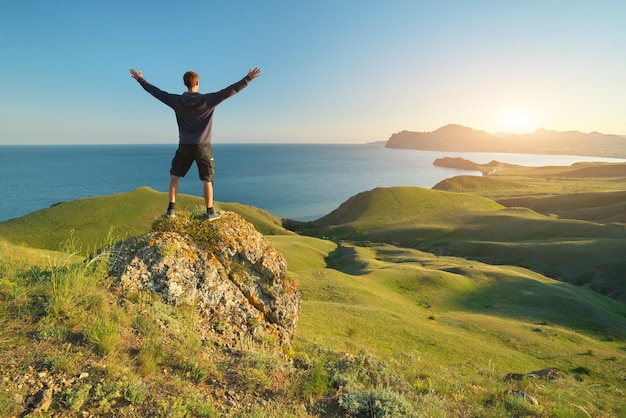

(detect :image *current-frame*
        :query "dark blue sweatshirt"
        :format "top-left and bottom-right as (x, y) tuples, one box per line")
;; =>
(136, 76), (250, 144)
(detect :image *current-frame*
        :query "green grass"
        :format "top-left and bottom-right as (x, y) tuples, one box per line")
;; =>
(288, 187), (626, 302)
(434, 163), (626, 224)
(2, 185), (626, 416)
(0, 187), (290, 255)
(278, 237), (626, 417)
(267, 235), (337, 271)
(284, 238), (626, 346)
(314, 186), (504, 228)
(0, 239), (300, 416)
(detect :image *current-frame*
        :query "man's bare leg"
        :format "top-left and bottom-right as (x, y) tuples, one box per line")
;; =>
(169, 175), (180, 203)
(203, 180), (213, 209)
(203, 180), (221, 220)
(166, 175), (180, 217)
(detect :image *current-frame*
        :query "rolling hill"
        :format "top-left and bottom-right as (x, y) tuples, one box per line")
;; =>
(0, 187), (290, 254)
(288, 186), (626, 303)
(1, 186), (625, 416)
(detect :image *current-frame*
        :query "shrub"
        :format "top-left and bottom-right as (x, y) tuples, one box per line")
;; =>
(123, 379), (147, 405)
(187, 397), (219, 418)
(93, 380), (123, 413)
(82, 317), (120, 355)
(133, 313), (161, 340)
(239, 351), (279, 393)
(46, 268), (75, 318)
(137, 340), (166, 377)
(503, 393), (543, 416)
(181, 359), (210, 383)
(62, 383), (92, 412)
(298, 361), (331, 398)
(43, 343), (76, 373)
(339, 386), (416, 417)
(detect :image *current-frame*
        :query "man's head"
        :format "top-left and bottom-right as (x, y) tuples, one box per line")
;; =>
(183, 71), (200, 90)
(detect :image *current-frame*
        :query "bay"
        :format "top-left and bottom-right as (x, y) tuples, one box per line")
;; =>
(0, 143), (623, 222)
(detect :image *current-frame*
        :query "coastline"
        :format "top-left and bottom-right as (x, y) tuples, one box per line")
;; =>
(1, 143), (624, 223)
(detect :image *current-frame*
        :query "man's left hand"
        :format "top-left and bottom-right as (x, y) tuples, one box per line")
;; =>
(129, 68), (143, 80)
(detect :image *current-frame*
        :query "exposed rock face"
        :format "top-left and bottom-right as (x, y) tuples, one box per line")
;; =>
(108, 211), (300, 348)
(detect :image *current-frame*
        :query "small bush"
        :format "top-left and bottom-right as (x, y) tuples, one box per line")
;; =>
(339, 386), (416, 417)
(46, 269), (76, 318)
(298, 361), (331, 398)
(187, 397), (219, 418)
(133, 314), (161, 340)
(37, 321), (72, 342)
(503, 393), (543, 416)
(123, 379), (147, 405)
(93, 380), (123, 413)
(83, 317), (120, 355)
(180, 358), (211, 383)
(62, 383), (92, 412)
(416, 393), (447, 417)
(156, 396), (190, 418)
(137, 340), (166, 376)
(43, 343), (75, 373)
(239, 351), (279, 393)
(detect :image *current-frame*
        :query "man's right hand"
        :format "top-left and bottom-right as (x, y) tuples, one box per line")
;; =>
(247, 67), (261, 81)
(129, 69), (143, 80)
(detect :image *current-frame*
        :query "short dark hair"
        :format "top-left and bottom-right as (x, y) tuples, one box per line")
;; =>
(183, 71), (199, 88)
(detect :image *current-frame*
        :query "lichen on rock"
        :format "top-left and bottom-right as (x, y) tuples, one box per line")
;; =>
(108, 211), (300, 348)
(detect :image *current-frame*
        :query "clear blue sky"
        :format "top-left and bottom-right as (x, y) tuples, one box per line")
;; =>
(1, 0), (625, 144)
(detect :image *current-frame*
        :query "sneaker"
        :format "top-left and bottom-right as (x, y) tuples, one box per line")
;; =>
(206, 211), (221, 221)
(166, 209), (176, 218)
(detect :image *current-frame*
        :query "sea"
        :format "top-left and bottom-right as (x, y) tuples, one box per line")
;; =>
(1, 143), (624, 222)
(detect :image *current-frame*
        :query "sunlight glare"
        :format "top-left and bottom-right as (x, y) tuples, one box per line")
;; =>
(500, 109), (537, 134)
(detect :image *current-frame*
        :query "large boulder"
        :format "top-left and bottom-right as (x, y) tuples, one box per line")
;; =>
(108, 211), (300, 348)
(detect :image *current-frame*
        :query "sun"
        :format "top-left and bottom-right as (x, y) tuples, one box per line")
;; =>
(503, 110), (530, 133)
(505, 111), (527, 127)
(499, 109), (537, 134)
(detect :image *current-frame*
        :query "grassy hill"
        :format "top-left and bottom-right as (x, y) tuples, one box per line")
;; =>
(433, 161), (626, 224)
(1, 187), (626, 416)
(497, 190), (626, 223)
(0, 187), (290, 255)
(288, 186), (626, 303)
(316, 186), (504, 225)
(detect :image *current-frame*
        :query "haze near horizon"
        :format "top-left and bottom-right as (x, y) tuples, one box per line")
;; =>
(1, 1), (625, 145)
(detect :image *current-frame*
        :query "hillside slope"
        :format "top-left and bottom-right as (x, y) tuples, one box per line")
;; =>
(0, 187), (290, 254)
(290, 186), (626, 302)
(1, 192), (626, 416)
(312, 186), (503, 228)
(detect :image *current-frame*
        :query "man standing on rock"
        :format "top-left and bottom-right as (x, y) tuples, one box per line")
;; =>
(129, 67), (261, 220)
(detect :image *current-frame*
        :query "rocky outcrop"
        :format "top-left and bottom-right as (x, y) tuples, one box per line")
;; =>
(108, 211), (300, 348)
(503, 367), (565, 382)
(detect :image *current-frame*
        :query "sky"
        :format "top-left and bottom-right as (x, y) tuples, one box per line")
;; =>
(1, 0), (625, 145)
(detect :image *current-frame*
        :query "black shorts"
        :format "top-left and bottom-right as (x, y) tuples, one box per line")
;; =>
(170, 143), (215, 182)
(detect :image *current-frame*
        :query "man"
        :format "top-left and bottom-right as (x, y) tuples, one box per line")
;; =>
(129, 67), (261, 220)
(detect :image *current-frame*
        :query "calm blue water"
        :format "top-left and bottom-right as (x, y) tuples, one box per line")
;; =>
(0, 143), (623, 222)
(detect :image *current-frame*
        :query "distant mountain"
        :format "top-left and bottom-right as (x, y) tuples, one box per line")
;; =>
(385, 124), (626, 158)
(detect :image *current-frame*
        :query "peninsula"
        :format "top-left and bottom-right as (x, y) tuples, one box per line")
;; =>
(385, 124), (626, 158)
